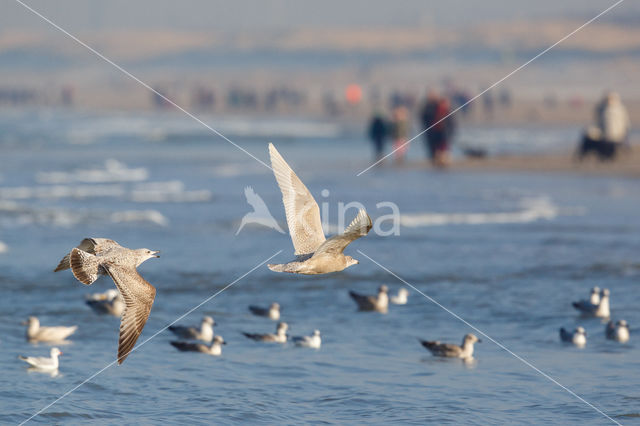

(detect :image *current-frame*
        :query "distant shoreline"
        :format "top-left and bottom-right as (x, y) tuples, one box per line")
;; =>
(389, 144), (640, 178)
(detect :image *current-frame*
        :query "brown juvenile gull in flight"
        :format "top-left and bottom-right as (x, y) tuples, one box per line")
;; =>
(267, 143), (372, 274)
(420, 334), (481, 359)
(55, 238), (159, 364)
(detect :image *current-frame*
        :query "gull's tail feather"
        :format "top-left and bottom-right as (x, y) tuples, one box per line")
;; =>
(54, 253), (71, 272)
(69, 248), (100, 285)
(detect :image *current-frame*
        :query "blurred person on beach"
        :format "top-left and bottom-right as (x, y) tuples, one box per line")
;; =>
(420, 91), (456, 168)
(390, 105), (410, 164)
(577, 91), (630, 161)
(368, 110), (388, 162)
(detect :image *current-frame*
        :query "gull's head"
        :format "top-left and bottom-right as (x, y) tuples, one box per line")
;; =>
(106, 289), (119, 300)
(617, 320), (628, 328)
(601, 288), (610, 297)
(277, 322), (288, 333)
(213, 335), (226, 345)
(398, 288), (409, 297)
(135, 248), (160, 266)
(345, 256), (359, 267)
(203, 316), (215, 326)
(464, 334), (481, 344)
(50, 347), (62, 357)
(591, 286), (600, 294)
(24, 316), (39, 327)
(576, 327), (586, 336)
(270, 302), (280, 311)
(379, 285), (389, 294)
(313, 330), (321, 337)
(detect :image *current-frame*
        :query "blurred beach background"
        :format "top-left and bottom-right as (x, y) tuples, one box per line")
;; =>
(1, 1), (639, 424)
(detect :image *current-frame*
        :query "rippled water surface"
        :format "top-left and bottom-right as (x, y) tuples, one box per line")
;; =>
(0, 112), (639, 424)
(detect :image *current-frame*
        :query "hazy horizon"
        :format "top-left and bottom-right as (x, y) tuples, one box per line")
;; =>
(4, 0), (639, 32)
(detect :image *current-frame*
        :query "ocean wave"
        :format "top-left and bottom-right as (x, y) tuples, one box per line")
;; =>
(130, 181), (212, 203)
(111, 210), (169, 226)
(0, 180), (210, 203)
(36, 159), (148, 184)
(400, 197), (578, 227)
(0, 202), (168, 227)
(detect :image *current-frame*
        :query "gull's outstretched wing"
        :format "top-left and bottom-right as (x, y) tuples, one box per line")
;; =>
(313, 209), (372, 256)
(55, 238), (121, 272)
(269, 143), (325, 255)
(103, 263), (156, 364)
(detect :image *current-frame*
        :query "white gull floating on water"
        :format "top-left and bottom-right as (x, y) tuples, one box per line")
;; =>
(606, 320), (630, 343)
(390, 288), (409, 305)
(248, 303), (280, 321)
(560, 327), (587, 347)
(420, 334), (481, 359)
(349, 285), (389, 313)
(168, 316), (215, 343)
(24, 317), (77, 343)
(243, 322), (288, 343)
(292, 330), (322, 349)
(86, 289), (125, 317)
(171, 335), (226, 356)
(572, 288), (610, 318)
(19, 347), (62, 370)
(55, 237), (159, 364)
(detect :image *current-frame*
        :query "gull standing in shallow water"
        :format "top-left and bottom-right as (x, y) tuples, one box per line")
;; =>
(349, 285), (389, 313)
(390, 288), (409, 305)
(19, 347), (62, 370)
(171, 335), (226, 356)
(572, 288), (610, 318)
(560, 326), (587, 346)
(420, 334), (481, 359)
(266, 143), (372, 274)
(606, 320), (630, 343)
(168, 316), (215, 343)
(86, 288), (125, 316)
(24, 317), (77, 343)
(292, 330), (322, 349)
(243, 322), (288, 343)
(56, 238), (159, 364)
(249, 303), (280, 321)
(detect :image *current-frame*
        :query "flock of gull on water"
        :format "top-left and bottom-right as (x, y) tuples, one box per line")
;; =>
(16, 144), (630, 374)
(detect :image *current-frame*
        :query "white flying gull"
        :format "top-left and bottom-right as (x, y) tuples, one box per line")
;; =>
(267, 143), (372, 274)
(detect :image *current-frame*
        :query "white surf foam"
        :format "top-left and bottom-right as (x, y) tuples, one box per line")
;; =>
(36, 159), (148, 184)
(400, 197), (569, 227)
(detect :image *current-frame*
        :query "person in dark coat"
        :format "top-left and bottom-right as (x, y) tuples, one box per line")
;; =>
(420, 91), (456, 167)
(368, 111), (388, 162)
